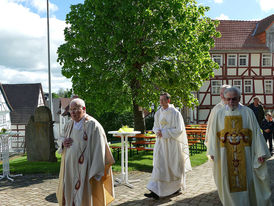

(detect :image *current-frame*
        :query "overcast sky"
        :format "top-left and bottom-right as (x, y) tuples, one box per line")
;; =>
(0, 0), (273, 93)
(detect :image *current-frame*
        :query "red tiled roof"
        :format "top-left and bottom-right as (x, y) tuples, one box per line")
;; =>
(60, 97), (73, 109)
(254, 14), (274, 35)
(212, 15), (274, 51)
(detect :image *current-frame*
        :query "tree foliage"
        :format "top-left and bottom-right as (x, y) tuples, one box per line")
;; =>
(57, 0), (220, 130)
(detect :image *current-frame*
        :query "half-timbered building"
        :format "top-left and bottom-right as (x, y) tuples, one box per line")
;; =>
(0, 84), (12, 131)
(2, 83), (45, 152)
(195, 14), (274, 124)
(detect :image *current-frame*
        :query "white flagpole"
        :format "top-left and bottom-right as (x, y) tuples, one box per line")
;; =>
(46, 0), (53, 117)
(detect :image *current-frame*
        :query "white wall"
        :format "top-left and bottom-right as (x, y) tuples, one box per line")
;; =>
(199, 109), (210, 123)
(0, 90), (11, 131)
(251, 54), (260, 66)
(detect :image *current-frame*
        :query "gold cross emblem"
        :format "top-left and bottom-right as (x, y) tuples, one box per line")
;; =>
(160, 118), (168, 127)
(217, 116), (252, 193)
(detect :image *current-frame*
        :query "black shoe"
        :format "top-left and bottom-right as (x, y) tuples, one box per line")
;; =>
(172, 189), (181, 195)
(144, 191), (159, 200)
(144, 193), (154, 198)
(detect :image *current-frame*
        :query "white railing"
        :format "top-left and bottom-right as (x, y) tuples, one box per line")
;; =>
(0, 131), (23, 181)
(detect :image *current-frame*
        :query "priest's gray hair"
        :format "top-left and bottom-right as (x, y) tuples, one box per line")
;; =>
(223, 87), (241, 98)
(70, 98), (86, 108)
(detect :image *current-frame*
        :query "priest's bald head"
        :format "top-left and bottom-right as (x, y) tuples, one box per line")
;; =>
(69, 98), (86, 122)
(224, 87), (241, 110)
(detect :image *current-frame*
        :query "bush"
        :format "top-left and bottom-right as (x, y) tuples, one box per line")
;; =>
(94, 111), (134, 142)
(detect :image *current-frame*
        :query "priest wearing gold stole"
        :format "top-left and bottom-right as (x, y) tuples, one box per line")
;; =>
(145, 92), (192, 199)
(56, 98), (115, 206)
(207, 87), (272, 206)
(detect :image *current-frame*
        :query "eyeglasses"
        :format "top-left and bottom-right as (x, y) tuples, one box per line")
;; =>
(226, 97), (238, 101)
(69, 107), (83, 113)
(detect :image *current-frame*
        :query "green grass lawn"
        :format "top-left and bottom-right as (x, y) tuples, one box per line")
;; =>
(111, 150), (208, 173)
(0, 149), (208, 175)
(0, 153), (62, 174)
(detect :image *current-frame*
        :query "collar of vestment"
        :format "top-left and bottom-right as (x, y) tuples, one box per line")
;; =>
(160, 104), (175, 112)
(225, 103), (243, 112)
(73, 117), (85, 130)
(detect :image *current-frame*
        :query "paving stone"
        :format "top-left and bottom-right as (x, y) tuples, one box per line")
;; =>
(0, 156), (273, 205)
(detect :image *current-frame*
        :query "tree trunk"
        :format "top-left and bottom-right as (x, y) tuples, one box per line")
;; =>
(131, 62), (146, 133)
(132, 100), (146, 134)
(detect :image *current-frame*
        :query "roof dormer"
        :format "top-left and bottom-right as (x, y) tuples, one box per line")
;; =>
(253, 14), (274, 52)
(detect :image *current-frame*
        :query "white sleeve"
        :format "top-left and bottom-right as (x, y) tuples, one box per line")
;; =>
(161, 111), (184, 140)
(57, 137), (65, 154)
(153, 111), (161, 134)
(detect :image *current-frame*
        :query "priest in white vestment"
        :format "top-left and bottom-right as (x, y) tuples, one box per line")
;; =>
(57, 98), (115, 206)
(207, 87), (272, 206)
(145, 92), (192, 199)
(205, 84), (231, 144)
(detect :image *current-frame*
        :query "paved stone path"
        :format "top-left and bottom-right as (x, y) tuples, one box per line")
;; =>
(0, 156), (273, 206)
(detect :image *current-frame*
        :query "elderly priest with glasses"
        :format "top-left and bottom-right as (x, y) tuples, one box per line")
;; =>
(56, 98), (115, 206)
(207, 87), (272, 206)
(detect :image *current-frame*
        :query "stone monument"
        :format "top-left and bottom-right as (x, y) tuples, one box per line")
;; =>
(25, 106), (57, 162)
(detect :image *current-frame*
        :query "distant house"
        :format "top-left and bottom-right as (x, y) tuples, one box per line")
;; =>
(46, 97), (76, 139)
(192, 14), (274, 124)
(2, 83), (45, 152)
(0, 84), (12, 131)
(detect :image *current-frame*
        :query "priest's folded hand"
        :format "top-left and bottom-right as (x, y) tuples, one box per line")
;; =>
(258, 156), (265, 163)
(63, 138), (73, 148)
(157, 130), (162, 138)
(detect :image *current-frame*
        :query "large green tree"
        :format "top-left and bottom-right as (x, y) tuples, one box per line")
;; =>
(58, 0), (220, 133)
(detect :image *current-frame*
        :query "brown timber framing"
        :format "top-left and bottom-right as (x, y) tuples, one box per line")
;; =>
(11, 123), (26, 153)
(197, 52), (274, 123)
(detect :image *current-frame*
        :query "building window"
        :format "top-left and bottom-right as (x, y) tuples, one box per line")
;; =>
(239, 54), (248, 66)
(244, 80), (252, 93)
(262, 54), (272, 66)
(212, 54), (222, 66)
(265, 80), (273, 94)
(0, 115), (3, 124)
(227, 54), (237, 67)
(211, 80), (222, 94)
(233, 80), (242, 91)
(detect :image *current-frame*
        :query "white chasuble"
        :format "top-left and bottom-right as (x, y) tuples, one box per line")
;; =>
(207, 105), (272, 206)
(57, 115), (115, 206)
(147, 104), (192, 197)
(205, 101), (225, 144)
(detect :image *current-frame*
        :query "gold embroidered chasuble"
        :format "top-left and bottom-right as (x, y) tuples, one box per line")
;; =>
(217, 115), (252, 193)
(207, 105), (272, 206)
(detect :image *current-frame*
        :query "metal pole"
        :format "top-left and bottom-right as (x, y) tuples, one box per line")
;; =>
(47, 0), (53, 116)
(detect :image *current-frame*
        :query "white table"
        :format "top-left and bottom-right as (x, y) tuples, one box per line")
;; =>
(108, 131), (141, 188)
(0, 132), (23, 181)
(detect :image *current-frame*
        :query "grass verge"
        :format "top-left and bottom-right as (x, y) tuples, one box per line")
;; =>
(0, 150), (208, 175)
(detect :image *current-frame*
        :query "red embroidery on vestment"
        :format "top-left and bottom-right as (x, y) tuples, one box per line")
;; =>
(79, 154), (84, 164)
(75, 180), (81, 190)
